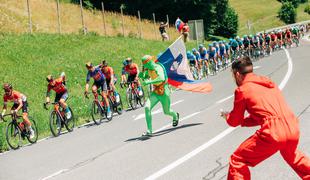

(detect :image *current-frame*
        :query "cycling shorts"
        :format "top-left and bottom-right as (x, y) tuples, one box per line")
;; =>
(127, 74), (138, 83)
(12, 101), (28, 113)
(55, 92), (68, 102)
(93, 80), (107, 92)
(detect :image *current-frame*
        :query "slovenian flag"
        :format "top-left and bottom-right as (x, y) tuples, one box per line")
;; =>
(158, 37), (212, 93)
(175, 18), (185, 33)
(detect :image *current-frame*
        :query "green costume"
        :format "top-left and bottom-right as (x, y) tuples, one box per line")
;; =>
(138, 55), (179, 135)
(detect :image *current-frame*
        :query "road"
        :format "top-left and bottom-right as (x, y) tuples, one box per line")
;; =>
(0, 38), (310, 180)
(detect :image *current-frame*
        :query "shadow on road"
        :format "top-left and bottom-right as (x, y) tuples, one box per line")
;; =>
(124, 123), (203, 142)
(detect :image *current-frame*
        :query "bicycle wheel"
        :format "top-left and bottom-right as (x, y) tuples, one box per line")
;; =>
(64, 107), (75, 132)
(127, 89), (137, 110)
(27, 117), (38, 143)
(138, 88), (146, 107)
(50, 111), (62, 137)
(115, 96), (123, 115)
(91, 101), (103, 125)
(6, 122), (21, 150)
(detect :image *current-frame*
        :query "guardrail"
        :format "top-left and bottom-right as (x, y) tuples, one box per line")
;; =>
(262, 20), (310, 33)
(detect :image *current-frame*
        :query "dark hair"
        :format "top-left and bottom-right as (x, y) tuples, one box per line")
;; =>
(102, 60), (108, 67)
(231, 56), (253, 75)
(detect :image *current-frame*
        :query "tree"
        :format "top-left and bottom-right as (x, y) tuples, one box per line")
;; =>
(217, 6), (238, 38)
(278, 2), (296, 24)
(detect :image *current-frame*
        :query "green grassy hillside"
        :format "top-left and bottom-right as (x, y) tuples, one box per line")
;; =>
(0, 33), (194, 151)
(230, 0), (310, 35)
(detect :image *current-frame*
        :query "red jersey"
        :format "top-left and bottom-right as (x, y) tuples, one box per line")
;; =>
(286, 30), (292, 38)
(271, 34), (276, 40)
(3, 90), (27, 104)
(47, 77), (67, 94)
(124, 63), (138, 75)
(101, 66), (114, 80)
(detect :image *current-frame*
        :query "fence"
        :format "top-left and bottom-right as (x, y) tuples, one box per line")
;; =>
(0, 0), (180, 41)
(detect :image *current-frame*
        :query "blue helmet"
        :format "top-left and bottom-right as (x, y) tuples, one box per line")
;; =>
(219, 41), (223, 44)
(122, 59), (128, 66)
(198, 44), (204, 49)
(186, 51), (192, 57)
(192, 48), (197, 53)
(208, 44), (213, 47)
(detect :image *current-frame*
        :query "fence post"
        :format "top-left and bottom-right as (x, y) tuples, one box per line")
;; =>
(56, 0), (61, 34)
(166, 14), (170, 40)
(79, 0), (86, 35)
(194, 20), (198, 47)
(138, 10), (142, 39)
(120, 6), (125, 36)
(101, 2), (107, 35)
(152, 13), (157, 40)
(26, 0), (32, 33)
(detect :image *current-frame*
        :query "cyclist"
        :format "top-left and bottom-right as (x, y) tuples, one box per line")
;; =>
(45, 72), (71, 119)
(207, 43), (218, 72)
(100, 60), (121, 103)
(187, 51), (199, 79)
(243, 35), (250, 56)
(264, 32), (272, 55)
(121, 57), (143, 96)
(285, 28), (292, 48)
(218, 41), (227, 67)
(270, 31), (277, 51)
(292, 26), (299, 46)
(85, 62), (112, 119)
(198, 44), (208, 77)
(229, 38), (239, 59)
(276, 30), (283, 49)
(1, 83), (34, 138)
(224, 40), (231, 60)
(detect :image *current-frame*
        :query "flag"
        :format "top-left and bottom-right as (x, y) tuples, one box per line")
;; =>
(158, 37), (212, 93)
(175, 18), (185, 33)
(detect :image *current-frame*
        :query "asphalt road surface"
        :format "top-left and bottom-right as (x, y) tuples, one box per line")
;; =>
(0, 38), (310, 180)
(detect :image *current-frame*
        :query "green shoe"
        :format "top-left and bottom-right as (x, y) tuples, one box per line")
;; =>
(173, 113), (179, 127)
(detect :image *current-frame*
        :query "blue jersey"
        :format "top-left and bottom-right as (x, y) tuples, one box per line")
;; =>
(208, 47), (217, 58)
(219, 44), (226, 55)
(86, 67), (106, 83)
(199, 48), (207, 60)
(225, 43), (230, 50)
(230, 39), (239, 47)
(194, 52), (201, 61)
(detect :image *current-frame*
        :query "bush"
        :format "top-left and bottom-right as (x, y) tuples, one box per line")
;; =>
(278, 2), (297, 24)
(305, 4), (310, 14)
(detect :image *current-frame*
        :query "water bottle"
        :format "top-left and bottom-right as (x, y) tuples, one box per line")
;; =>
(115, 92), (120, 103)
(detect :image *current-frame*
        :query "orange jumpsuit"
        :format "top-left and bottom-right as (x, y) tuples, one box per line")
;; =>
(226, 73), (310, 180)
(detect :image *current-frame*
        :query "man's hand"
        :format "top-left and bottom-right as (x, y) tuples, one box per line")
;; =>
(220, 109), (229, 120)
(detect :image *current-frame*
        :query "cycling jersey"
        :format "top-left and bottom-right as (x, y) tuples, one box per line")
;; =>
(271, 34), (276, 41)
(219, 45), (226, 55)
(230, 39), (239, 47)
(208, 47), (217, 59)
(225, 43), (230, 51)
(187, 53), (196, 66)
(3, 90), (27, 105)
(101, 66), (114, 80)
(86, 67), (106, 83)
(276, 33), (282, 39)
(47, 77), (67, 95)
(123, 63), (138, 76)
(292, 28), (298, 35)
(199, 48), (207, 60)
(237, 40), (243, 47)
(286, 31), (292, 38)
(193, 52), (201, 61)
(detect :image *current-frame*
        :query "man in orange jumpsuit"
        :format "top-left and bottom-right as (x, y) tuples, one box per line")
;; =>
(221, 56), (310, 180)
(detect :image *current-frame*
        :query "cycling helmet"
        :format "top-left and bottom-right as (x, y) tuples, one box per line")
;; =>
(122, 60), (128, 66)
(85, 62), (93, 68)
(229, 38), (233, 42)
(198, 44), (204, 49)
(102, 60), (108, 67)
(192, 48), (197, 53)
(3, 83), (12, 91)
(219, 41), (223, 44)
(208, 44), (213, 47)
(126, 57), (133, 64)
(46, 75), (53, 82)
(243, 35), (247, 38)
(186, 51), (191, 57)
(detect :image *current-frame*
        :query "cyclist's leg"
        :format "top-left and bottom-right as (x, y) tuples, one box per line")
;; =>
(21, 101), (31, 127)
(58, 92), (68, 109)
(91, 84), (99, 99)
(100, 81), (110, 107)
(145, 93), (160, 133)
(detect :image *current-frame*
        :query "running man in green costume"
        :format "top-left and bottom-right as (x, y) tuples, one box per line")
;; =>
(138, 55), (179, 136)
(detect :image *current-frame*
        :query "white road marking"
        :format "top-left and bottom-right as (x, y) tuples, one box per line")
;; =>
(145, 48), (293, 180)
(253, 66), (261, 70)
(40, 169), (69, 180)
(134, 100), (184, 121)
(216, 95), (233, 104)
